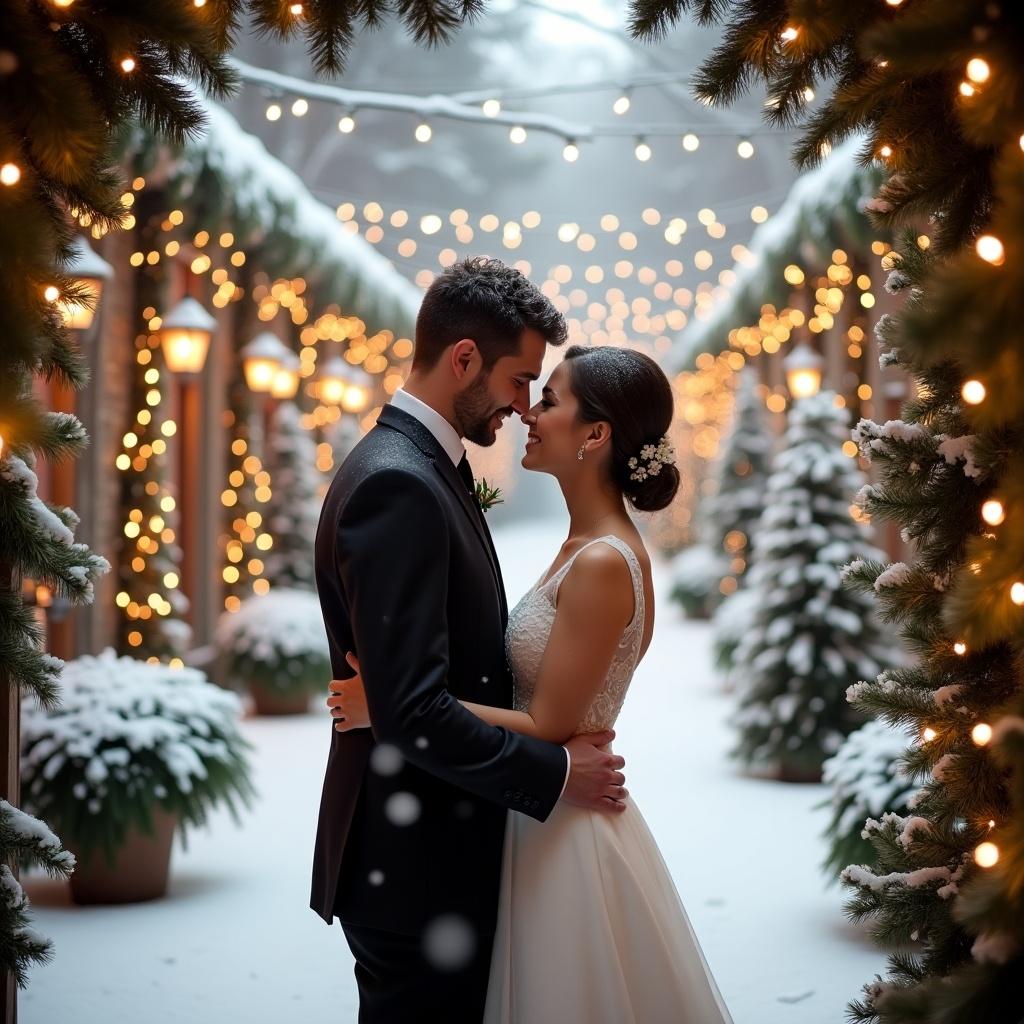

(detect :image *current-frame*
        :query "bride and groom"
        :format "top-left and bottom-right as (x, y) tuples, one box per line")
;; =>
(310, 256), (733, 1023)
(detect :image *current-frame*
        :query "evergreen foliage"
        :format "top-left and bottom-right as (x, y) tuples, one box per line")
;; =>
(731, 391), (888, 781)
(628, 4), (1024, 1017)
(264, 402), (321, 591)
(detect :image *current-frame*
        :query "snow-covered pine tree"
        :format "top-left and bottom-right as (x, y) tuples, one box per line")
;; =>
(731, 390), (890, 782)
(819, 719), (919, 883)
(706, 368), (772, 595)
(263, 402), (322, 591)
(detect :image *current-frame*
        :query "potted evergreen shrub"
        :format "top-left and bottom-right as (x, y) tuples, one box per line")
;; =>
(20, 649), (254, 905)
(214, 588), (331, 715)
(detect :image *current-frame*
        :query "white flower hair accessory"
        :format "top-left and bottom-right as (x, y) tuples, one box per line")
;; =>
(628, 435), (676, 482)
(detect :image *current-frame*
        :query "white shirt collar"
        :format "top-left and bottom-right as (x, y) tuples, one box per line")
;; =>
(390, 388), (466, 466)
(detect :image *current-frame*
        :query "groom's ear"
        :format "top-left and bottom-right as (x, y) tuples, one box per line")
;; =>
(450, 338), (482, 381)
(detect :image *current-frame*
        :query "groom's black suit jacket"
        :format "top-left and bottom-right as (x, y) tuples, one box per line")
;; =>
(310, 403), (567, 937)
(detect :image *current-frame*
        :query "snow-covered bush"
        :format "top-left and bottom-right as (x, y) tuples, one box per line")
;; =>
(20, 650), (254, 865)
(214, 588), (330, 695)
(816, 719), (919, 882)
(669, 544), (728, 619)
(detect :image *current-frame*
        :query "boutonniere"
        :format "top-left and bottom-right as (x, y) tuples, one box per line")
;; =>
(474, 478), (504, 513)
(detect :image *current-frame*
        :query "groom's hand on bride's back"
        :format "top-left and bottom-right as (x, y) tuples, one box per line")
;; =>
(562, 730), (628, 813)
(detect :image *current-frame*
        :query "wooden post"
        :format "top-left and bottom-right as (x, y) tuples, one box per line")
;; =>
(1, 560), (20, 1024)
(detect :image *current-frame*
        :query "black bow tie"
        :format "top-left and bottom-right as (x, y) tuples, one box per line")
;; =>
(456, 453), (475, 496)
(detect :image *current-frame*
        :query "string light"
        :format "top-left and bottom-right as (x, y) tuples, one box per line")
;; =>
(737, 138), (754, 159)
(634, 139), (652, 162)
(953, 641), (967, 655)
(878, 143), (893, 159)
(194, 0), (207, 7)
(885, 0), (903, 6)
(414, 123), (432, 143)
(682, 133), (700, 151)
(482, 99), (501, 117)
(959, 82), (976, 98)
(1011, 582), (1024, 606)
(981, 499), (1005, 526)
(289, 2), (303, 14)
(266, 103), (282, 121)
(974, 842), (999, 868)
(562, 141), (579, 162)
(291, 98), (309, 117)
(509, 126), (527, 144)
(971, 723), (992, 746)
(780, 26), (799, 42)
(966, 58), (990, 84)
(613, 91), (632, 115)
(961, 379), (986, 404)
(976, 234), (1005, 265)
(1, 162), (21, 186)
(120, 57), (136, 73)
(338, 115), (356, 133)
(922, 727), (937, 742)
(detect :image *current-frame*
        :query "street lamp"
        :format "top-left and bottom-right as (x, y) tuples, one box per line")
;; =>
(159, 297), (217, 374)
(269, 349), (301, 399)
(315, 354), (354, 406)
(158, 295), (216, 625)
(59, 235), (113, 330)
(340, 367), (373, 413)
(784, 343), (824, 399)
(241, 331), (291, 393)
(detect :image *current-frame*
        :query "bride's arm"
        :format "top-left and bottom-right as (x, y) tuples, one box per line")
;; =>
(461, 545), (634, 744)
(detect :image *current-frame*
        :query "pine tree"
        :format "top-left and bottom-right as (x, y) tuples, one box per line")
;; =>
(706, 368), (773, 593)
(263, 401), (321, 591)
(627, 3), (1024, 1018)
(731, 391), (889, 782)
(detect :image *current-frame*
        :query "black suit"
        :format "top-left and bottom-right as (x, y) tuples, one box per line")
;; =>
(310, 403), (567, 1022)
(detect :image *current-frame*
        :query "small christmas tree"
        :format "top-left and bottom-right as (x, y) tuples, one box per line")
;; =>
(731, 390), (890, 782)
(706, 368), (773, 594)
(263, 402), (322, 591)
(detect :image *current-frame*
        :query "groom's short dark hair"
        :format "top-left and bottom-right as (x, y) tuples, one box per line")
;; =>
(412, 256), (567, 371)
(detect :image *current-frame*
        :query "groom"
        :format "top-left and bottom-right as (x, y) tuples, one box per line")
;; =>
(311, 256), (628, 1022)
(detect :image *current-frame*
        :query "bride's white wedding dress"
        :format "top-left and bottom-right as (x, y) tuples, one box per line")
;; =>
(483, 535), (734, 1024)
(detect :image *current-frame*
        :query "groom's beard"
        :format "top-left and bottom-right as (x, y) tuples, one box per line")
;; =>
(454, 371), (508, 447)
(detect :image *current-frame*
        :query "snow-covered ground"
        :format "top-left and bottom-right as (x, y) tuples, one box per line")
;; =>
(24, 518), (885, 1024)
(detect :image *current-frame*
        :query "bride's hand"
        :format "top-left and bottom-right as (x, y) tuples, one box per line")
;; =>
(327, 652), (371, 731)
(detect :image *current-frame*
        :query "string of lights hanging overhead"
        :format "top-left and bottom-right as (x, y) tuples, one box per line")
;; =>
(229, 58), (796, 164)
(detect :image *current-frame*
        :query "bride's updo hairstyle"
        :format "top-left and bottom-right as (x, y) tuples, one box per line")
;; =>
(563, 345), (680, 512)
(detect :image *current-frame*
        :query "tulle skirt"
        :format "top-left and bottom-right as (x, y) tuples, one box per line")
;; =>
(483, 795), (735, 1024)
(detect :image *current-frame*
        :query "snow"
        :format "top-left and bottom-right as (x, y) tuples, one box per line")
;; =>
(214, 588), (329, 662)
(24, 520), (891, 1024)
(936, 435), (982, 479)
(873, 562), (911, 591)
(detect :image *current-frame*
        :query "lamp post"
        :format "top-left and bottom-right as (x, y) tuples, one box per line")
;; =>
(159, 296), (217, 628)
(57, 235), (113, 331)
(242, 331), (295, 453)
(784, 342), (824, 400)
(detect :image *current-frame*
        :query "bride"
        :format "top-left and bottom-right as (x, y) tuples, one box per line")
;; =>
(331, 344), (734, 1024)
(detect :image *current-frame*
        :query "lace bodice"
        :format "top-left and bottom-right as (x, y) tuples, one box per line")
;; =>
(505, 535), (646, 737)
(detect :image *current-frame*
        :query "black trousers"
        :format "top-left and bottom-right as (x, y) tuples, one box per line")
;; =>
(340, 920), (494, 1024)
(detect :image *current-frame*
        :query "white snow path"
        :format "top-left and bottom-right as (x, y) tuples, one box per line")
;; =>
(23, 518), (885, 1023)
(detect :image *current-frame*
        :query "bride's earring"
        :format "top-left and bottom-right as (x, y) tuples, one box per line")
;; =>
(577, 444), (585, 461)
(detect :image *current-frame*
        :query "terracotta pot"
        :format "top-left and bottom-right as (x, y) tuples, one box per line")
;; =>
(776, 759), (823, 784)
(69, 807), (177, 905)
(250, 683), (312, 716)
